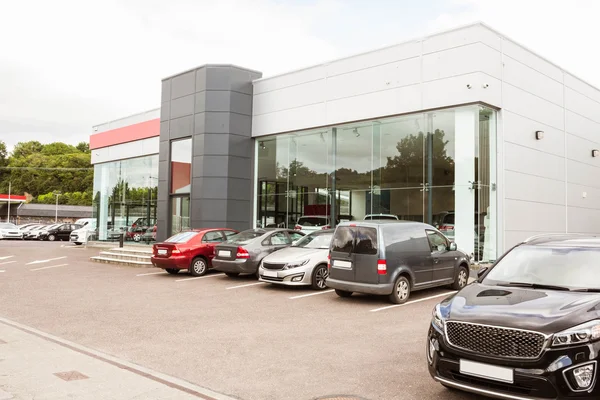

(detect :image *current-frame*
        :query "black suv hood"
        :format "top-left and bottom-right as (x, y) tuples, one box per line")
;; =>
(440, 283), (600, 335)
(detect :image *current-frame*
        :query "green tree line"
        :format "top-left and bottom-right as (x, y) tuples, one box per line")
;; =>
(0, 140), (93, 206)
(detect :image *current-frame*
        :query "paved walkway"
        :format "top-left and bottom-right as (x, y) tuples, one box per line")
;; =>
(0, 318), (236, 400)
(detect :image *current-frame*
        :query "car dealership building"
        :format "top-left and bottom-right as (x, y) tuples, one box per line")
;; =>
(89, 22), (600, 263)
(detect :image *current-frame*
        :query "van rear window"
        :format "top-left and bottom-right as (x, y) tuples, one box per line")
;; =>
(331, 227), (353, 253)
(355, 227), (378, 255)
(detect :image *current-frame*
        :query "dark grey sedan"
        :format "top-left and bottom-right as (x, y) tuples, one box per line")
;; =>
(212, 228), (305, 278)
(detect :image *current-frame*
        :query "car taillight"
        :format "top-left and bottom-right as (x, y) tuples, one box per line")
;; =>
(294, 225), (302, 230)
(327, 254), (331, 269)
(171, 247), (180, 255)
(377, 259), (387, 275)
(322, 225), (330, 230)
(236, 247), (250, 259)
(439, 225), (454, 231)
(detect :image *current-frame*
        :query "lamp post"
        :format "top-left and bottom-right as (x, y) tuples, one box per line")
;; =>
(7, 181), (11, 223)
(54, 191), (62, 223)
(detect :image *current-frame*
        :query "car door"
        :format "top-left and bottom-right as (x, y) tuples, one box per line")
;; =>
(426, 229), (456, 282)
(56, 224), (69, 240)
(329, 225), (356, 282)
(353, 226), (380, 284)
(201, 231), (225, 261)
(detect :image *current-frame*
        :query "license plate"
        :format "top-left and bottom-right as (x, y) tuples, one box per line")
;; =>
(459, 359), (513, 383)
(332, 260), (352, 269)
(158, 249), (167, 255)
(219, 250), (231, 257)
(263, 270), (278, 278)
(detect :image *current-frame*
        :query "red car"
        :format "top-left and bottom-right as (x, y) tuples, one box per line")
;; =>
(151, 228), (238, 276)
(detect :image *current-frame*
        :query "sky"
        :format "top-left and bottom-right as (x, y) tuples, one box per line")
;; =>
(1, 0), (599, 152)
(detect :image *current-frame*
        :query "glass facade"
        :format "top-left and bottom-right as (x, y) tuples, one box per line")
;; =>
(255, 105), (497, 262)
(169, 138), (192, 236)
(92, 154), (159, 244)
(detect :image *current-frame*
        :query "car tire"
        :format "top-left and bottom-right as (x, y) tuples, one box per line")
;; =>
(48, 234), (56, 242)
(165, 268), (179, 275)
(311, 264), (329, 290)
(190, 257), (208, 277)
(451, 265), (469, 290)
(75, 242), (82, 246)
(225, 272), (240, 278)
(335, 289), (353, 298)
(133, 233), (142, 242)
(389, 275), (411, 304)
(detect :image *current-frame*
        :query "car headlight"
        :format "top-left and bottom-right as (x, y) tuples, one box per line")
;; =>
(432, 304), (445, 331)
(552, 320), (600, 347)
(284, 259), (309, 269)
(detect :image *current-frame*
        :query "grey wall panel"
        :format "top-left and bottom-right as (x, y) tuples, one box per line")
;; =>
(171, 71), (195, 99)
(160, 121), (169, 140)
(228, 179), (252, 200)
(169, 115), (194, 139)
(206, 67), (232, 90)
(196, 199), (228, 220)
(227, 156), (252, 179)
(229, 67), (261, 94)
(194, 114), (206, 135)
(204, 112), (230, 134)
(205, 91), (231, 112)
(194, 92), (206, 114)
(157, 181), (168, 202)
(161, 80), (171, 103)
(195, 68), (207, 93)
(201, 155), (229, 178)
(195, 177), (228, 199)
(159, 141), (169, 161)
(203, 134), (229, 155)
(229, 113), (252, 136)
(229, 134), (253, 158)
(170, 94), (195, 119)
(158, 161), (169, 186)
(160, 101), (171, 122)
(230, 92), (253, 115)
(227, 200), (252, 222)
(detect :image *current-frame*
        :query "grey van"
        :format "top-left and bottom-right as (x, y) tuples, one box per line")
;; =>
(326, 221), (470, 304)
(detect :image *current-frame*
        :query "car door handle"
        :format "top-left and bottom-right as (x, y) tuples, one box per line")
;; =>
(433, 258), (440, 264)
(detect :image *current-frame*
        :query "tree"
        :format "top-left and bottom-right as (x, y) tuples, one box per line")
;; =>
(76, 142), (90, 153)
(0, 140), (7, 167)
(11, 141), (44, 159)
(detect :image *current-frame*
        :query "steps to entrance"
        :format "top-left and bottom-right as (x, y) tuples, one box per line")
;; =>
(90, 247), (153, 267)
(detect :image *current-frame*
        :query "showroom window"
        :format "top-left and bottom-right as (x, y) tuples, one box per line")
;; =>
(254, 105), (497, 262)
(170, 138), (192, 236)
(92, 155), (159, 244)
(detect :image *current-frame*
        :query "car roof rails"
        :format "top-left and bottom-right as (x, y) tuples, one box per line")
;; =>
(522, 233), (587, 243)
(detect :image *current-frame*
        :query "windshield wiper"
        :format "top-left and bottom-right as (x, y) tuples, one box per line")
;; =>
(495, 282), (572, 291)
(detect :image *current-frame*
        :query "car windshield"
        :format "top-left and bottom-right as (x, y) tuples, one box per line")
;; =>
(165, 232), (198, 243)
(292, 232), (333, 249)
(297, 217), (328, 227)
(482, 244), (600, 290)
(226, 230), (263, 245)
(0, 223), (17, 229)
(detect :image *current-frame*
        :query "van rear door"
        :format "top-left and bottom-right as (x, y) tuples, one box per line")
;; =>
(353, 226), (380, 284)
(329, 226), (355, 282)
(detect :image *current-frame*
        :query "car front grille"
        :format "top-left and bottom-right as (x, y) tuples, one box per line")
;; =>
(260, 275), (284, 282)
(262, 262), (286, 270)
(445, 321), (546, 359)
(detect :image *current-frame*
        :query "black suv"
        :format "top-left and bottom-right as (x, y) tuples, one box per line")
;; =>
(427, 234), (600, 398)
(326, 220), (470, 304)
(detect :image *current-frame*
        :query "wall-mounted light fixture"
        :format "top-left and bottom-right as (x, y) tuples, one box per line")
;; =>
(259, 141), (266, 150)
(535, 131), (544, 140)
(592, 149), (599, 157)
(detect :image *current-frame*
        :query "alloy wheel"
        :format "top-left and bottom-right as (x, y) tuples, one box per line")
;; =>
(193, 259), (206, 275)
(397, 280), (409, 300)
(458, 269), (467, 288)
(315, 266), (328, 289)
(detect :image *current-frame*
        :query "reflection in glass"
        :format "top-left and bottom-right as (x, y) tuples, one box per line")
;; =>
(92, 155), (159, 244)
(171, 196), (190, 236)
(170, 138), (192, 194)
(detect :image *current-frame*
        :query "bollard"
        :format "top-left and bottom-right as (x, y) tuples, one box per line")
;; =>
(119, 232), (124, 248)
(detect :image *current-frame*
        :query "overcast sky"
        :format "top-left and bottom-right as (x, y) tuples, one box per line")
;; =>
(1, 0), (599, 152)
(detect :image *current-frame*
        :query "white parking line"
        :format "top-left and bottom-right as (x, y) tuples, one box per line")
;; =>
(30, 264), (69, 272)
(26, 256), (67, 265)
(175, 273), (225, 282)
(226, 282), (266, 290)
(136, 271), (168, 277)
(0, 256), (14, 260)
(0, 261), (16, 266)
(289, 289), (335, 300)
(369, 291), (457, 313)
(0, 270), (4, 273)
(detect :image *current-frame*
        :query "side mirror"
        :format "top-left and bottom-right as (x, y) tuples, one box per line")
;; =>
(448, 242), (457, 251)
(477, 266), (489, 280)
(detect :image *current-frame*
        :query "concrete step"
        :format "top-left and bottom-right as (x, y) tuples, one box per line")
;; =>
(108, 247), (153, 256)
(98, 251), (151, 262)
(90, 256), (153, 267)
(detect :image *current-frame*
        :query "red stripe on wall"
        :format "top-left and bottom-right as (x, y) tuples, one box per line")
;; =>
(0, 194), (27, 201)
(90, 118), (160, 150)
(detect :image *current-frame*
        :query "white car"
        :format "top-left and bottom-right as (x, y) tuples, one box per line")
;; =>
(294, 216), (332, 235)
(363, 214), (399, 221)
(258, 229), (333, 290)
(0, 223), (23, 240)
(25, 224), (59, 240)
(70, 220), (97, 245)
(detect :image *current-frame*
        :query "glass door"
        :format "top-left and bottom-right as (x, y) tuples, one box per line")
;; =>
(170, 196), (190, 236)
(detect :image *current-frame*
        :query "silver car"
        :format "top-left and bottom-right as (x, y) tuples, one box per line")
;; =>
(0, 223), (23, 240)
(258, 229), (333, 290)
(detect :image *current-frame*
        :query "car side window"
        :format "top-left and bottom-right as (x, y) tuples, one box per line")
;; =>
(426, 230), (448, 252)
(288, 232), (304, 242)
(270, 232), (291, 245)
(203, 231), (224, 243)
(224, 230), (237, 239)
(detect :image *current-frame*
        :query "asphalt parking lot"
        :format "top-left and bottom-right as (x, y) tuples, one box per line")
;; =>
(0, 241), (479, 400)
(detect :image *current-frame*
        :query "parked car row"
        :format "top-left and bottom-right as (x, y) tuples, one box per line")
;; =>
(0, 218), (94, 241)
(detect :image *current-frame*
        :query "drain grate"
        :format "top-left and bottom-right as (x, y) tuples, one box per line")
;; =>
(54, 371), (89, 381)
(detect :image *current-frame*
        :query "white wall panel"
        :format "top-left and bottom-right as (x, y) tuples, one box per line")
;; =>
(326, 57), (420, 101)
(253, 65), (325, 95)
(502, 111), (564, 157)
(91, 137), (159, 164)
(252, 103), (327, 137)
(253, 79), (326, 115)
(565, 87), (600, 124)
(567, 159), (600, 189)
(501, 39), (564, 83)
(567, 183), (600, 210)
(567, 207), (600, 233)
(504, 170), (564, 206)
(504, 142), (565, 181)
(422, 72), (500, 110)
(501, 83), (564, 130)
(504, 199), (565, 232)
(422, 42), (501, 81)
(567, 134), (600, 166)
(566, 110), (600, 143)
(423, 24), (501, 54)
(565, 73), (600, 104)
(502, 56), (564, 106)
